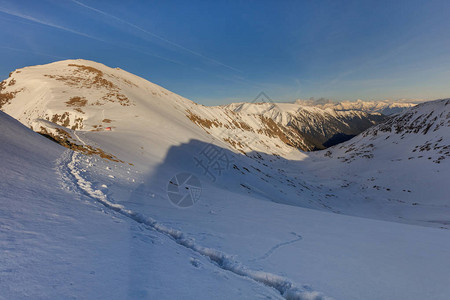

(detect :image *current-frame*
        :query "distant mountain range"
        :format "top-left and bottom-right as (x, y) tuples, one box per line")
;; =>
(294, 98), (417, 116)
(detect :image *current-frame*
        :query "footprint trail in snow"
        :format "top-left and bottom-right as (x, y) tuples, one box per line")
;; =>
(250, 232), (303, 262)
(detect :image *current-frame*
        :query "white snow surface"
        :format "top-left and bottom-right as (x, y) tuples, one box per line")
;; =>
(1, 60), (450, 299)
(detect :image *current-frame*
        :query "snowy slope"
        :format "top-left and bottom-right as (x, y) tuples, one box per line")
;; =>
(306, 99), (450, 226)
(1, 60), (450, 299)
(2, 103), (450, 300)
(0, 110), (295, 300)
(325, 99), (449, 165)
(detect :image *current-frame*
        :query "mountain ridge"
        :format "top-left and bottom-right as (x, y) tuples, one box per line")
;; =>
(1, 59), (387, 154)
(295, 98), (417, 115)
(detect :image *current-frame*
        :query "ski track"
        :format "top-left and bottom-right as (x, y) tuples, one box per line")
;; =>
(56, 149), (332, 300)
(250, 232), (303, 262)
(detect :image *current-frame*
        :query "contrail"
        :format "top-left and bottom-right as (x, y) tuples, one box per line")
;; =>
(0, 4), (257, 88)
(0, 6), (104, 42)
(71, 0), (242, 73)
(0, 7), (187, 66)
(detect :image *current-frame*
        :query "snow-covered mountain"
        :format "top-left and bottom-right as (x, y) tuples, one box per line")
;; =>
(295, 98), (416, 115)
(222, 101), (385, 150)
(305, 99), (450, 225)
(325, 99), (449, 164)
(1, 59), (448, 226)
(0, 59), (383, 154)
(1, 59), (450, 300)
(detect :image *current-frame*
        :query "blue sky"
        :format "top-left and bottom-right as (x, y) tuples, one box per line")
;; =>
(0, 0), (449, 105)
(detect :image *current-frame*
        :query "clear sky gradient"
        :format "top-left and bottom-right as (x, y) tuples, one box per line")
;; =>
(0, 0), (449, 105)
